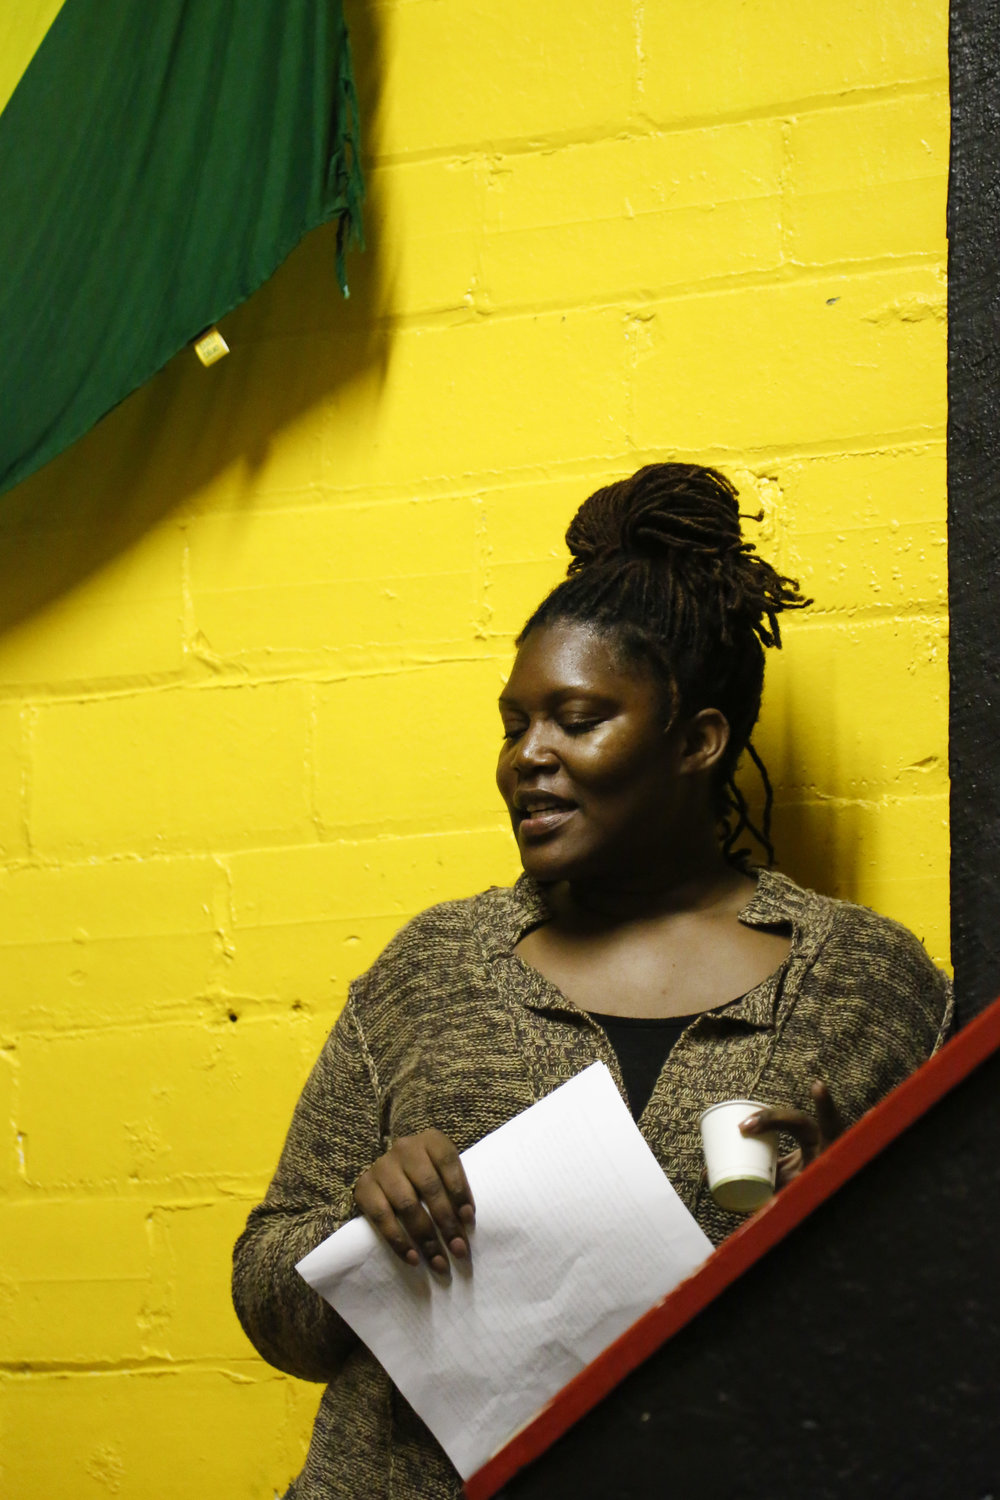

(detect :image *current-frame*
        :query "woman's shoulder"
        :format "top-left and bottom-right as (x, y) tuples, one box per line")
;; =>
(346, 875), (543, 1005)
(755, 868), (950, 997)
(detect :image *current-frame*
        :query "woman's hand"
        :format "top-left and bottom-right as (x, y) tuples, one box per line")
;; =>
(739, 1080), (845, 1188)
(353, 1129), (476, 1275)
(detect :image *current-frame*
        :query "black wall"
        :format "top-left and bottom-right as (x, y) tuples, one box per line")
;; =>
(949, 0), (1000, 1021)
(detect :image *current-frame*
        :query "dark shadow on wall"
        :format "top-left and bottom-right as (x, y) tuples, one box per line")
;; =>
(739, 662), (861, 906)
(0, 0), (389, 638)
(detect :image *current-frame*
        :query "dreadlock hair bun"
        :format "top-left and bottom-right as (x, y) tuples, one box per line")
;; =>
(518, 463), (811, 866)
(564, 464), (796, 651)
(567, 464), (743, 568)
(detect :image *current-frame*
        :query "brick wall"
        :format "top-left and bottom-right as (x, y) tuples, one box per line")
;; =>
(0, 2), (948, 1494)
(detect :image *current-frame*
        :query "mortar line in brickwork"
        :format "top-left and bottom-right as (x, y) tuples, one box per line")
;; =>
(777, 117), (794, 265)
(312, 815), (512, 846)
(631, 0), (648, 116)
(0, 1357), (260, 1377)
(0, 821), (511, 876)
(207, 854), (237, 979)
(381, 256), (946, 334)
(194, 437), (946, 512)
(367, 77), (949, 170)
(0, 672), (322, 709)
(772, 790), (949, 812)
(623, 310), (641, 455)
(212, 422), (947, 517)
(9, 1170), (275, 1195)
(785, 605), (949, 626)
(0, 653), (513, 708)
(467, 158), (492, 320)
(116, 452), (945, 531)
(471, 493), (494, 641)
(304, 684), (323, 839)
(179, 533), (198, 664)
(17, 703), (36, 858)
(43, 426), (941, 529)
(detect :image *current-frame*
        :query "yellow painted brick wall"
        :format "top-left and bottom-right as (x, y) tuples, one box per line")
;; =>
(0, 2), (948, 1494)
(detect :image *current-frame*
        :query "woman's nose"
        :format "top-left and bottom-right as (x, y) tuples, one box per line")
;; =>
(512, 722), (558, 770)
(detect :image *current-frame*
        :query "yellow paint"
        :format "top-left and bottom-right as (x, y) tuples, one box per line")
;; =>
(0, 1), (949, 1493)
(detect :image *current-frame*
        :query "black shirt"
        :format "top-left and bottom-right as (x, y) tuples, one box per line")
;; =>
(587, 1009), (707, 1120)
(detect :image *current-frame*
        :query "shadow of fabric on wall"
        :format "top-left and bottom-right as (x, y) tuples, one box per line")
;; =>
(0, 0), (389, 640)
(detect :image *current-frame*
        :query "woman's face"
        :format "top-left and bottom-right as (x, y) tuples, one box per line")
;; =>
(496, 620), (703, 885)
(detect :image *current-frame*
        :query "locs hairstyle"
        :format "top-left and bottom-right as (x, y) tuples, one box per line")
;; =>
(517, 464), (810, 866)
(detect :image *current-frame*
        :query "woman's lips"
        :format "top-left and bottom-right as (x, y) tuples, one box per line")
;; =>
(517, 805), (577, 839)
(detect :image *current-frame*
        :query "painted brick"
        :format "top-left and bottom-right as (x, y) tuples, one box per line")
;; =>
(776, 446), (948, 616)
(778, 443), (947, 530)
(0, 1366), (313, 1499)
(0, 522), (184, 688)
(758, 615), (948, 798)
(374, 0), (635, 158)
(0, 1049), (16, 1195)
(630, 266), (946, 454)
(789, 517), (946, 615)
(370, 158), (482, 317)
(480, 471), (609, 563)
(227, 829), (518, 931)
(0, 702), (26, 860)
(640, 0), (947, 125)
(0, 1199), (151, 1363)
(183, 378), (328, 513)
(147, 1198), (269, 1361)
(486, 558), (569, 644)
(223, 832), (526, 1010)
(313, 659), (509, 836)
(481, 121), (784, 310)
(29, 685), (313, 857)
(786, 94), (949, 265)
(188, 497), (479, 664)
(17, 1017), (322, 1191)
(318, 308), (632, 490)
(0, 857), (224, 1031)
(221, 913), (398, 1013)
(774, 792), (950, 967)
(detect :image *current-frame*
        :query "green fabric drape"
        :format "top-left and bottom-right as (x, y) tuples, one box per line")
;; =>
(0, 0), (363, 497)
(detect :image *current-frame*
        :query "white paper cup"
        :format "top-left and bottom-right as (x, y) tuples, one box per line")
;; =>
(699, 1099), (778, 1213)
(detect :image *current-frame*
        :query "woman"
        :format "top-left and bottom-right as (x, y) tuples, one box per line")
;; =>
(232, 464), (951, 1500)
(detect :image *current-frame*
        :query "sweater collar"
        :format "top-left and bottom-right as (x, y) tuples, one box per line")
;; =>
(476, 867), (818, 1028)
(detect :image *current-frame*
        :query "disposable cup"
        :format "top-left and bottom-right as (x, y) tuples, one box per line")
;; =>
(699, 1098), (778, 1213)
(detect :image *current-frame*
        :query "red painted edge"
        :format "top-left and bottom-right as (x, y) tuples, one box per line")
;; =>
(464, 994), (1000, 1500)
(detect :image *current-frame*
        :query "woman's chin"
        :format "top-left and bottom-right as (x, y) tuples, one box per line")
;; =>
(516, 834), (590, 884)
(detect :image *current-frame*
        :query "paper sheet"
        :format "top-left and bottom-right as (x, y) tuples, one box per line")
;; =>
(296, 1062), (712, 1479)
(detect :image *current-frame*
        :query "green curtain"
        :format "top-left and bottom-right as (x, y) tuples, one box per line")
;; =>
(0, 0), (363, 498)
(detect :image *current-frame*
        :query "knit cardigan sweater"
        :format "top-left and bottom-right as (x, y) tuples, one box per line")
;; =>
(232, 870), (952, 1500)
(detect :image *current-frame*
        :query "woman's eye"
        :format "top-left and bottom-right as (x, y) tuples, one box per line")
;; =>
(501, 725), (525, 742)
(561, 719), (600, 736)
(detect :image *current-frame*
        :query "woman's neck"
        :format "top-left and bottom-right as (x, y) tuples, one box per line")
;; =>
(548, 851), (753, 928)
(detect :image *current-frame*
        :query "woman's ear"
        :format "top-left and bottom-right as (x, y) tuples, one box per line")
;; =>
(676, 707), (730, 776)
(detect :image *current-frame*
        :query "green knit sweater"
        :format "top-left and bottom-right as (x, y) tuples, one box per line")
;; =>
(232, 870), (952, 1500)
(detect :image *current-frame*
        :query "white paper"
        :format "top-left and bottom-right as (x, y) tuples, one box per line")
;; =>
(296, 1062), (712, 1479)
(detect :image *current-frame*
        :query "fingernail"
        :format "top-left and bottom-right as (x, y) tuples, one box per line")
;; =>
(449, 1237), (468, 1258)
(740, 1114), (762, 1133)
(459, 1205), (475, 1225)
(430, 1254), (448, 1275)
(405, 1248), (419, 1266)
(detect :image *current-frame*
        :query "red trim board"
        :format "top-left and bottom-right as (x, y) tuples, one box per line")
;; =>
(465, 993), (1000, 1500)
